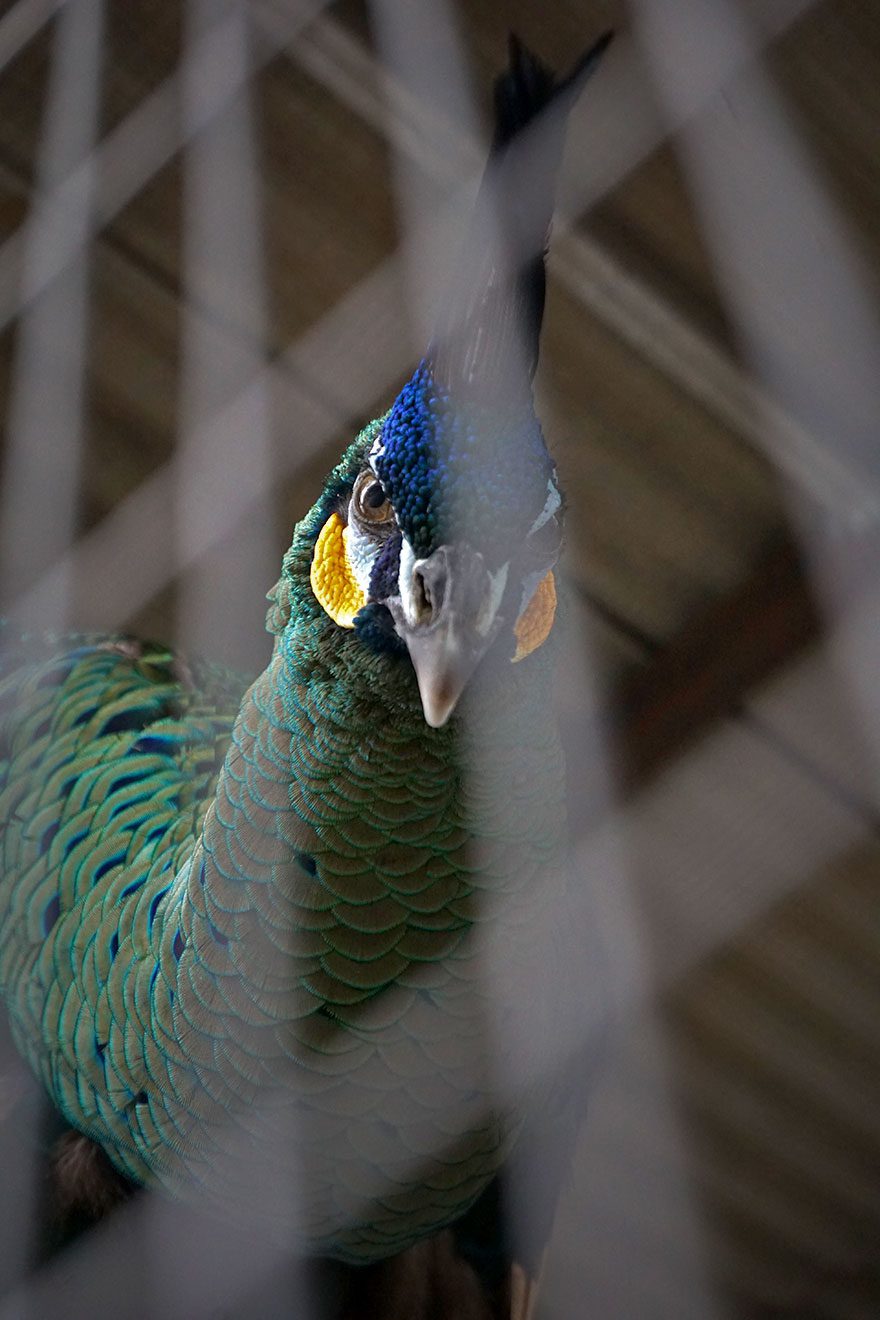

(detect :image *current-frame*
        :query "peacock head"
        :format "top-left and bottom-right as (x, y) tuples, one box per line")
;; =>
(302, 32), (612, 727)
(308, 359), (562, 728)
(306, 356), (562, 723)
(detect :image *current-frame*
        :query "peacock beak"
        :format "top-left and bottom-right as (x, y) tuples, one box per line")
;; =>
(395, 543), (508, 728)
(405, 629), (482, 728)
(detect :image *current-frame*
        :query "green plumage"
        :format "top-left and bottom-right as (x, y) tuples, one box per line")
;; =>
(0, 428), (569, 1263)
(0, 33), (611, 1275)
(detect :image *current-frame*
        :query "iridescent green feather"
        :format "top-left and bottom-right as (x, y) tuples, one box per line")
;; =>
(0, 431), (570, 1262)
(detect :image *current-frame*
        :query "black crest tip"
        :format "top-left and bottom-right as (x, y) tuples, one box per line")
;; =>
(560, 29), (615, 99)
(492, 29), (615, 153)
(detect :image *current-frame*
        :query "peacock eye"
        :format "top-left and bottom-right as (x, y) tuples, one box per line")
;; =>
(352, 470), (393, 525)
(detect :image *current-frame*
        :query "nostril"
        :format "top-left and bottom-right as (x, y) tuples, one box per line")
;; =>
(412, 567), (434, 622)
(411, 556), (452, 625)
(408, 550), (452, 627)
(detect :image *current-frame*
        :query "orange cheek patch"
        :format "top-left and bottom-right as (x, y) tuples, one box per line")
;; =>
(512, 571), (557, 662)
(310, 513), (367, 628)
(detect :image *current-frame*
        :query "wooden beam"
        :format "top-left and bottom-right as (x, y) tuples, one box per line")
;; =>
(609, 533), (821, 795)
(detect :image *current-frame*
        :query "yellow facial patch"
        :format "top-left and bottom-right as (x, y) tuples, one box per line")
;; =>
(512, 571), (556, 662)
(310, 513), (367, 628)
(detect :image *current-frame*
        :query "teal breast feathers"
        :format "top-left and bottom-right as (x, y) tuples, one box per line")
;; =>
(0, 600), (566, 1260)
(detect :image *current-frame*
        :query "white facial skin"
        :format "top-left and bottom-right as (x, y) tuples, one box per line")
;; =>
(344, 515), (382, 598)
(528, 478), (562, 537)
(396, 537), (419, 627)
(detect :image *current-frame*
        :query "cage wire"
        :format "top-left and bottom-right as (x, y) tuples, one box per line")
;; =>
(0, 0), (879, 1316)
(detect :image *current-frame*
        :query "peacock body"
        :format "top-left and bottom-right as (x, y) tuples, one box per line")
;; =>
(0, 33), (610, 1276)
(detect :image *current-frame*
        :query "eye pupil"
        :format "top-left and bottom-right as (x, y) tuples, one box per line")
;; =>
(354, 470), (392, 523)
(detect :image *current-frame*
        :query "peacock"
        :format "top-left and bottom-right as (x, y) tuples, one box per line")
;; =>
(0, 31), (612, 1319)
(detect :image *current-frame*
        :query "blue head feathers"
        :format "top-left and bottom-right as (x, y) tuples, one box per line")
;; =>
(372, 360), (554, 564)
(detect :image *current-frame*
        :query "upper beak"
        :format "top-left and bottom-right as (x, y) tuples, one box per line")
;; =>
(397, 545), (504, 728)
(406, 625), (485, 728)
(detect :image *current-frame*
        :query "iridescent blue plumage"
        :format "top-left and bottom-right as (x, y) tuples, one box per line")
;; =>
(373, 360), (554, 563)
